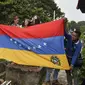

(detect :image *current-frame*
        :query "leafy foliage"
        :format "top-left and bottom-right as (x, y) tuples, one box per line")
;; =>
(0, 0), (12, 5)
(77, 21), (85, 28)
(79, 27), (85, 84)
(0, 0), (64, 24)
(80, 34), (85, 79)
(68, 21), (79, 30)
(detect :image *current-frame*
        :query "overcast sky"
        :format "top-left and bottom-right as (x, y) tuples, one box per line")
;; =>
(54, 0), (85, 22)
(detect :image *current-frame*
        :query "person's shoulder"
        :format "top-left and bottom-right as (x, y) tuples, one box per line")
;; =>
(79, 40), (82, 45)
(77, 40), (82, 47)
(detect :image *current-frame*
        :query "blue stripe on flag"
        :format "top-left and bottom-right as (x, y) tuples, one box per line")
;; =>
(0, 35), (65, 54)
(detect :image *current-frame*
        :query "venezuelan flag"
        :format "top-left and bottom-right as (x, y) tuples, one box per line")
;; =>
(0, 19), (70, 70)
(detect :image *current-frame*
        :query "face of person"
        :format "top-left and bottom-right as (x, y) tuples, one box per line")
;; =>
(31, 15), (38, 25)
(31, 17), (35, 25)
(71, 32), (78, 41)
(24, 19), (29, 26)
(14, 19), (19, 25)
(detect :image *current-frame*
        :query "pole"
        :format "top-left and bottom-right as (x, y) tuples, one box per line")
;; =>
(53, 10), (56, 21)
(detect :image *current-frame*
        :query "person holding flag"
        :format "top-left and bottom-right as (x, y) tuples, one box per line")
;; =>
(64, 18), (82, 85)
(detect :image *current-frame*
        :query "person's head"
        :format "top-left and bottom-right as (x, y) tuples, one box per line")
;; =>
(32, 15), (40, 25)
(14, 16), (19, 25)
(0, 79), (4, 84)
(71, 30), (81, 41)
(22, 19), (31, 27)
(24, 19), (30, 27)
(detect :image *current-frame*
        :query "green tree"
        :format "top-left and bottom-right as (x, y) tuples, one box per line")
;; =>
(0, 0), (64, 24)
(68, 21), (78, 30)
(0, 0), (12, 5)
(79, 28), (85, 84)
(77, 21), (85, 28)
(80, 26), (85, 33)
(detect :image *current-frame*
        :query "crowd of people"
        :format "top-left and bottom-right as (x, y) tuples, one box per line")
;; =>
(10, 16), (83, 85)
(11, 15), (40, 28)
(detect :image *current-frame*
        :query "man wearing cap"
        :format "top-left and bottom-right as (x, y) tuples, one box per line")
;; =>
(64, 17), (82, 85)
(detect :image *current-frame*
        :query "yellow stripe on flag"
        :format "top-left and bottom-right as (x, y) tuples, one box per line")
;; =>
(0, 48), (70, 70)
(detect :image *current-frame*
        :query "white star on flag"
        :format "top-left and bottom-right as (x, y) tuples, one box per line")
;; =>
(28, 47), (31, 50)
(14, 41), (17, 44)
(33, 47), (36, 49)
(43, 42), (47, 46)
(19, 44), (22, 46)
(10, 38), (13, 41)
(38, 45), (41, 48)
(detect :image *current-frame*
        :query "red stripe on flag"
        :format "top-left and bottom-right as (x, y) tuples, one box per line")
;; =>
(0, 19), (64, 38)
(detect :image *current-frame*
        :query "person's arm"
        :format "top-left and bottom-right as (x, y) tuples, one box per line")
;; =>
(64, 29), (72, 56)
(71, 42), (82, 66)
(64, 29), (71, 39)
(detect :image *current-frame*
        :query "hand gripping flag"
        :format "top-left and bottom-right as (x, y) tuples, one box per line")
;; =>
(0, 19), (70, 70)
